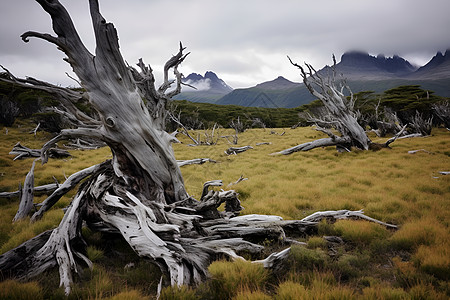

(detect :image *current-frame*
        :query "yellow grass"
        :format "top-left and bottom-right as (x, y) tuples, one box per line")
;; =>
(0, 124), (449, 298)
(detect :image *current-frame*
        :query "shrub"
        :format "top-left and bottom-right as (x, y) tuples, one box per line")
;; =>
(207, 260), (268, 299)
(0, 280), (43, 300)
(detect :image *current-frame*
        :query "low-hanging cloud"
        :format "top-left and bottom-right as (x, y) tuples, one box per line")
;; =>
(1, 0), (449, 88)
(184, 78), (211, 91)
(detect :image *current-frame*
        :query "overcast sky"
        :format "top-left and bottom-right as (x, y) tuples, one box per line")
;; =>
(1, 0), (449, 89)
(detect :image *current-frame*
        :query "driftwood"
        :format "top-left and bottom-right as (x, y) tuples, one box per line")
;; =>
(29, 123), (40, 136)
(177, 158), (216, 167)
(0, 183), (59, 199)
(0, 1), (398, 296)
(63, 138), (105, 150)
(12, 159), (38, 222)
(225, 146), (253, 155)
(256, 142), (271, 146)
(227, 175), (248, 187)
(10, 142), (70, 160)
(407, 149), (432, 155)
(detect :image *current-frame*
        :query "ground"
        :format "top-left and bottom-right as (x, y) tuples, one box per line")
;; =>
(1, 122), (449, 299)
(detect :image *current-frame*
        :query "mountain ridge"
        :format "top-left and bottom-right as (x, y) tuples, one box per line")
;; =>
(175, 49), (450, 108)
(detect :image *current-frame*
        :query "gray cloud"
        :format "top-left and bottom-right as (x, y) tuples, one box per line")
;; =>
(1, 0), (449, 88)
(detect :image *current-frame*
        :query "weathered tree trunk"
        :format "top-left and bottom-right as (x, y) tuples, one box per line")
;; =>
(10, 142), (70, 160)
(0, 1), (397, 295)
(12, 159), (38, 222)
(273, 56), (403, 155)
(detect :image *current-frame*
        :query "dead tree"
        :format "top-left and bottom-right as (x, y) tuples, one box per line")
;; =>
(409, 111), (433, 136)
(432, 101), (450, 129)
(0, 1), (397, 295)
(222, 117), (244, 145)
(10, 142), (70, 160)
(273, 56), (402, 155)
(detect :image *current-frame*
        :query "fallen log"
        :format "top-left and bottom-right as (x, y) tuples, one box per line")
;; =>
(0, 183), (59, 199)
(177, 158), (216, 167)
(225, 146), (253, 155)
(10, 142), (70, 160)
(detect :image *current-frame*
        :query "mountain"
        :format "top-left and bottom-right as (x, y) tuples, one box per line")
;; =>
(174, 50), (450, 108)
(216, 76), (313, 108)
(218, 50), (450, 108)
(409, 49), (450, 79)
(172, 71), (233, 103)
(323, 51), (418, 79)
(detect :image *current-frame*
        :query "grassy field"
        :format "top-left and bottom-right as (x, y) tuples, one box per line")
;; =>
(0, 121), (449, 299)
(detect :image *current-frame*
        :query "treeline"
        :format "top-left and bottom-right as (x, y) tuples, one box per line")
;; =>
(170, 85), (449, 130)
(168, 100), (303, 130)
(1, 78), (449, 131)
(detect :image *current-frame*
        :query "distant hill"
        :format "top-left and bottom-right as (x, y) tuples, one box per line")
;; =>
(216, 76), (314, 108)
(174, 50), (450, 108)
(172, 71), (233, 103)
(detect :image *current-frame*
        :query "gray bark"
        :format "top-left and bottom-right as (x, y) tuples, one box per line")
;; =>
(9, 142), (70, 160)
(13, 159), (38, 222)
(273, 56), (406, 154)
(225, 146), (253, 155)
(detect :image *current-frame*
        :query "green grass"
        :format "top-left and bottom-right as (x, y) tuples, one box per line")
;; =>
(0, 123), (449, 298)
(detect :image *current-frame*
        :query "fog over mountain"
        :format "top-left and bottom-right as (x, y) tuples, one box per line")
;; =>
(1, 0), (449, 88)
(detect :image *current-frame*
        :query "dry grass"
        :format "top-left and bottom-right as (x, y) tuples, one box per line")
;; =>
(1, 124), (449, 298)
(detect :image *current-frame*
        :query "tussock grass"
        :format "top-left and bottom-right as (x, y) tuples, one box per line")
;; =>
(207, 259), (269, 299)
(1, 124), (449, 298)
(334, 220), (390, 246)
(232, 289), (272, 300)
(0, 280), (44, 300)
(108, 289), (148, 300)
(159, 285), (198, 300)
